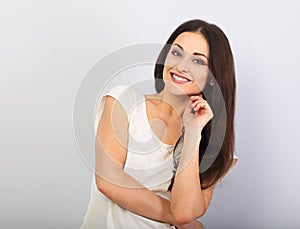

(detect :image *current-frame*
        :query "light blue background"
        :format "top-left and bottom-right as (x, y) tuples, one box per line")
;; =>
(1, 0), (300, 228)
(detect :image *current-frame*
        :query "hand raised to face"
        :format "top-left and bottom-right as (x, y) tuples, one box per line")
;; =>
(182, 93), (214, 131)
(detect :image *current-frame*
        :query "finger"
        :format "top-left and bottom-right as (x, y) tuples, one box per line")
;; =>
(191, 100), (207, 108)
(193, 102), (209, 111)
(191, 99), (207, 106)
(190, 94), (206, 100)
(190, 95), (202, 101)
(190, 93), (203, 99)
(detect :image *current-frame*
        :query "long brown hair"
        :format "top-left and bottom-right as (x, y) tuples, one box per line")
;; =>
(154, 19), (236, 189)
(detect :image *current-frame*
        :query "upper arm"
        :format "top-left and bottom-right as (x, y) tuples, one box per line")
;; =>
(95, 95), (129, 190)
(96, 95), (128, 164)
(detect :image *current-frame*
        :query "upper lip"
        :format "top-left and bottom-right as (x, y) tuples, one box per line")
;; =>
(169, 71), (193, 81)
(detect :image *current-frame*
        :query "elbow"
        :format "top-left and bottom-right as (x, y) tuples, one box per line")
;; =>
(95, 176), (113, 199)
(173, 214), (192, 226)
(171, 206), (207, 225)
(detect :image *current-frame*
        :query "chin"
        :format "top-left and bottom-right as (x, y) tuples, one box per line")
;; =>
(164, 81), (201, 96)
(165, 84), (187, 95)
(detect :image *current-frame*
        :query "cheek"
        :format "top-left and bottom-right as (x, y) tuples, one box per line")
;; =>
(189, 73), (209, 93)
(162, 66), (171, 80)
(164, 53), (176, 67)
(191, 67), (209, 86)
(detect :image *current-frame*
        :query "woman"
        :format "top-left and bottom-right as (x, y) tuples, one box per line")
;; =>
(81, 19), (238, 228)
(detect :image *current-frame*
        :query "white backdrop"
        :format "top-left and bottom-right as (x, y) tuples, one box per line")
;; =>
(1, 0), (300, 228)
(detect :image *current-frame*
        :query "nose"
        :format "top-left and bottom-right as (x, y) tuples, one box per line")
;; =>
(176, 56), (190, 73)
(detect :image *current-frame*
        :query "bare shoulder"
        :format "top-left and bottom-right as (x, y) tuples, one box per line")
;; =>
(96, 95), (128, 165)
(102, 95), (127, 114)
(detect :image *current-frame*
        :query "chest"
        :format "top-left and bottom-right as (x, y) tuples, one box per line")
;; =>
(145, 101), (182, 146)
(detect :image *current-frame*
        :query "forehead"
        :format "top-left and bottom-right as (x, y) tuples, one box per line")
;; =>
(173, 32), (209, 57)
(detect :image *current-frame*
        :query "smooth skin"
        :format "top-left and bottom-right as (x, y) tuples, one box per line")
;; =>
(95, 32), (215, 228)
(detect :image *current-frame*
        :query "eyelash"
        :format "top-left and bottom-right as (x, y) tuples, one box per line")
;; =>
(171, 49), (206, 65)
(171, 50), (182, 57)
(192, 58), (205, 65)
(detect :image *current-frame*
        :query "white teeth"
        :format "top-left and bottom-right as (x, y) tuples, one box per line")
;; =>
(172, 74), (189, 82)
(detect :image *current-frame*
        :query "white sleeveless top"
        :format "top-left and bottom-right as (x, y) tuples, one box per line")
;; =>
(80, 85), (238, 229)
(80, 85), (176, 229)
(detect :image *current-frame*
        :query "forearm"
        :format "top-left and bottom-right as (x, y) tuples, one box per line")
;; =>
(96, 141), (176, 225)
(170, 130), (206, 223)
(96, 172), (177, 226)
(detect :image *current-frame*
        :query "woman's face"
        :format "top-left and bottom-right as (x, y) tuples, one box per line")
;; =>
(163, 31), (210, 96)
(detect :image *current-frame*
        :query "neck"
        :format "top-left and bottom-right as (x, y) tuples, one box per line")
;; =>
(156, 89), (189, 117)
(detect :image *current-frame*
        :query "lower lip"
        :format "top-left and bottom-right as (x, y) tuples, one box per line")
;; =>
(170, 73), (190, 84)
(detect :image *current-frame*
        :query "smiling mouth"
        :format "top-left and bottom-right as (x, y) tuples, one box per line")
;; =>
(170, 72), (192, 84)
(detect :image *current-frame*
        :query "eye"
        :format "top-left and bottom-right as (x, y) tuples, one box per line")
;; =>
(192, 58), (206, 65)
(171, 49), (182, 57)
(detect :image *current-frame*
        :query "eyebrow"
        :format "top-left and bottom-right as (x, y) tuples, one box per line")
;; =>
(174, 43), (209, 60)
